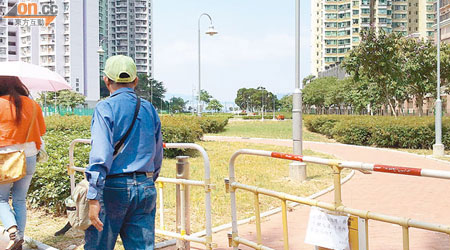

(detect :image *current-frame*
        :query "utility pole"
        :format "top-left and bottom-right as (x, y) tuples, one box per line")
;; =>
(273, 96), (276, 120)
(434, 0), (445, 157)
(291, 0), (307, 181)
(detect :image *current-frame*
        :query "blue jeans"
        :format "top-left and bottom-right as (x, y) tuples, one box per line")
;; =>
(84, 173), (157, 250)
(0, 155), (36, 238)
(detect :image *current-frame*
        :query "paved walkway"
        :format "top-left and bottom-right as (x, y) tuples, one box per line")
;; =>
(168, 136), (450, 250)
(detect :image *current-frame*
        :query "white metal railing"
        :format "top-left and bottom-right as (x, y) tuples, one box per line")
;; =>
(68, 139), (215, 249)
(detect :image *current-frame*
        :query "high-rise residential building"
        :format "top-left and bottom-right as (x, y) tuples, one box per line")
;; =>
(0, 0), (100, 106)
(437, 0), (450, 43)
(312, 0), (437, 76)
(99, 0), (154, 77)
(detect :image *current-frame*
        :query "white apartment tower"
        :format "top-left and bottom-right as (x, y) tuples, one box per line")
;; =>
(0, 0), (100, 105)
(312, 0), (436, 76)
(99, 0), (154, 77)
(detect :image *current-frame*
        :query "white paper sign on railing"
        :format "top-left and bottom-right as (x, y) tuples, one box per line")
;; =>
(305, 206), (350, 250)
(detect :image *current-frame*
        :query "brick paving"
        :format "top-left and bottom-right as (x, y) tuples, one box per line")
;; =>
(179, 136), (450, 250)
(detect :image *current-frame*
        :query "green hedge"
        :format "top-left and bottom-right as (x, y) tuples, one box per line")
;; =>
(29, 116), (91, 214)
(160, 116), (203, 158)
(304, 115), (450, 149)
(29, 115), (229, 214)
(198, 116), (229, 133)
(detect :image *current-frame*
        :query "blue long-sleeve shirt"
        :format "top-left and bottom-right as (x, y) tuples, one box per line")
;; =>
(85, 87), (163, 200)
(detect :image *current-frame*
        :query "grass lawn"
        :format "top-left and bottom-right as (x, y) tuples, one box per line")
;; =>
(23, 140), (347, 249)
(212, 120), (333, 142)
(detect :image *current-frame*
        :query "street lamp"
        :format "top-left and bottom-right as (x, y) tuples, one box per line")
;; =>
(97, 37), (106, 55)
(197, 13), (218, 116)
(434, 0), (445, 157)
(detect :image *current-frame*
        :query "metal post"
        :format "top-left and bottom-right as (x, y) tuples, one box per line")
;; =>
(44, 92), (47, 116)
(158, 182), (165, 230)
(54, 91), (57, 115)
(290, 0), (307, 181)
(198, 18), (202, 117)
(273, 96), (276, 120)
(402, 226), (410, 250)
(261, 86), (264, 121)
(333, 165), (343, 207)
(254, 193), (262, 244)
(281, 200), (289, 250)
(192, 85), (195, 115)
(434, 0), (445, 157)
(150, 79), (153, 104)
(176, 156), (190, 250)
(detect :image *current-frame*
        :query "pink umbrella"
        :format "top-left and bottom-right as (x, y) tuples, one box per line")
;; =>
(0, 61), (71, 91)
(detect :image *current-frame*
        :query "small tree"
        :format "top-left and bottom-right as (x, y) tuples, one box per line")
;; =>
(279, 94), (292, 112)
(302, 77), (333, 113)
(135, 74), (167, 106)
(38, 90), (86, 110)
(235, 87), (277, 112)
(343, 28), (405, 116)
(206, 99), (223, 113)
(302, 74), (316, 86)
(200, 90), (212, 104)
(169, 97), (187, 113)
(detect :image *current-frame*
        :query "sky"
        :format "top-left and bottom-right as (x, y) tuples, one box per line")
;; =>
(153, 0), (311, 104)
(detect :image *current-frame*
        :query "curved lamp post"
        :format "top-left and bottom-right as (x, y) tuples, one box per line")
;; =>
(197, 13), (218, 116)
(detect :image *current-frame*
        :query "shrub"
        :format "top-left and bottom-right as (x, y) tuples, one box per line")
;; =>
(331, 119), (372, 145)
(304, 115), (343, 135)
(29, 117), (91, 215)
(160, 116), (203, 158)
(305, 115), (450, 149)
(29, 114), (229, 214)
(198, 116), (229, 133)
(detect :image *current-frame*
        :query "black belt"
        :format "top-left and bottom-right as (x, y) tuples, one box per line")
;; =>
(106, 172), (153, 179)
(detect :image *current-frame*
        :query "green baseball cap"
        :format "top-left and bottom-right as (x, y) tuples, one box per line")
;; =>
(104, 55), (137, 83)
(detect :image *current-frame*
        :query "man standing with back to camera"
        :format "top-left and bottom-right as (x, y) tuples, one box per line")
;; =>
(84, 55), (163, 250)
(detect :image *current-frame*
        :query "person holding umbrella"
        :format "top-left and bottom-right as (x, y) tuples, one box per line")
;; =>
(0, 76), (46, 250)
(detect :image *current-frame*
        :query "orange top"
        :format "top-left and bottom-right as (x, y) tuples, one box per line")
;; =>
(0, 96), (46, 150)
